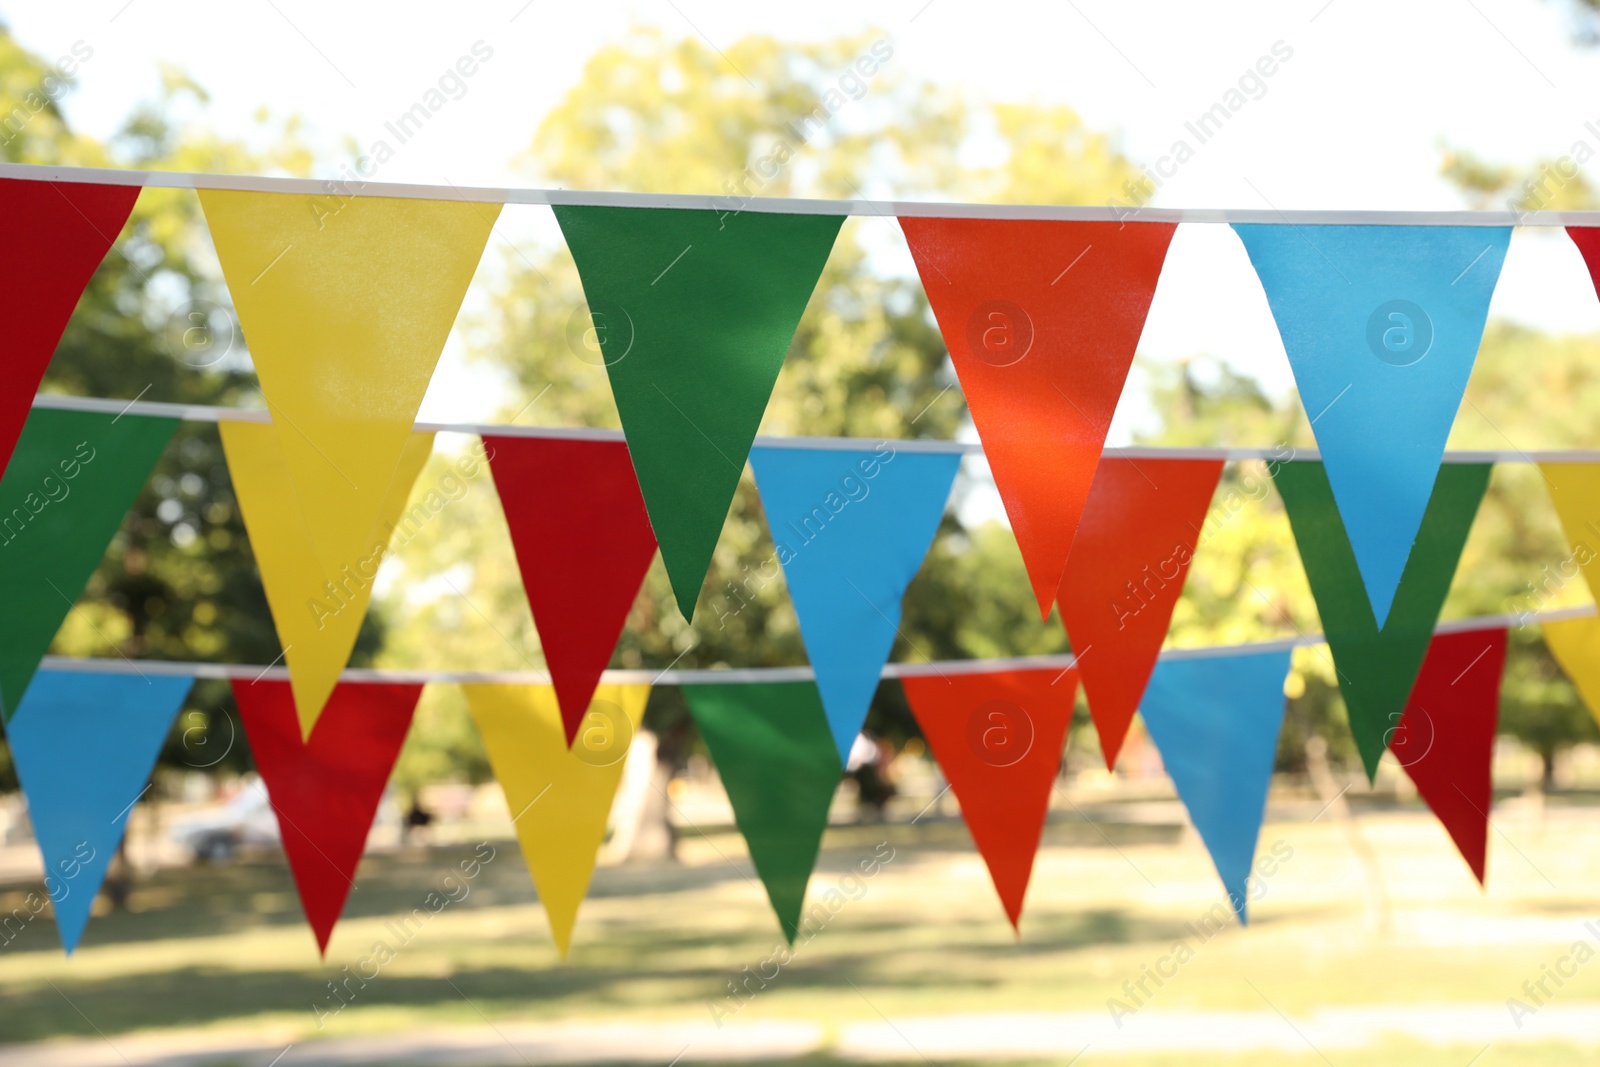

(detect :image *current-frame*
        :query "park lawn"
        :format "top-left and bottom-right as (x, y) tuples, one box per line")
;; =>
(0, 806), (1597, 1063)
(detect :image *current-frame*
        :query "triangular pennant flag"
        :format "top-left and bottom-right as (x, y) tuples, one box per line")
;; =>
(221, 421), (434, 738)
(898, 218), (1176, 617)
(681, 681), (841, 942)
(0, 179), (141, 477)
(1536, 462), (1600, 603)
(901, 668), (1078, 930)
(1565, 228), (1600, 305)
(1273, 460), (1490, 781)
(1232, 224), (1509, 626)
(0, 409), (178, 720)
(1139, 649), (1292, 921)
(232, 679), (421, 954)
(8, 670), (194, 953)
(1388, 627), (1507, 884)
(483, 436), (657, 745)
(1057, 457), (1223, 768)
(198, 189), (494, 585)
(553, 206), (842, 619)
(749, 445), (959, 761)
(1544, 616), (1600, 731)
(462, 683), (650, 956)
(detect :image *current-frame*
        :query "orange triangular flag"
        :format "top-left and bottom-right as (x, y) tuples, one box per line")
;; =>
(1058, 457), (1222, 768)
(901, 668), (1078, 930)
(899, 219), (1176, 616)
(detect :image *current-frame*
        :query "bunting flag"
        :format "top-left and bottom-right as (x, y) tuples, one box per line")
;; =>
(553, 206), (842, 620)
(898, 219), (1176, 617)
(1057, 457), (1223, 768)
(1536, 462), (1600, 601)
(1, 179), (142, 478)
(221, 421), (434, 738)
(198, 190), (494, 589)
(1542, 616), (1600, 731)
(748, 444), (959, 761)
(901, 668), (1078, 930)
(1272, 460), (1490, 780)
(1566, 228), (1600, 304)
(482, 436), (658, 745)
(0, 409), (179, 720)
(1232, 224), (1509, 627)
(1138, 649), (1292, 921)
(1388, 628), (1507, 884)
(463, 683), (650, 956)
(682, 681), (841, 942)
(8, 670), (194, 953)
(232, 679), (422, 954)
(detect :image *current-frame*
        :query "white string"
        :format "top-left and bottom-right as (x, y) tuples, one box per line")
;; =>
(31, 393), (1600, 464)
(0, 161), (1581, 226)
(35, 604), (1590, 687)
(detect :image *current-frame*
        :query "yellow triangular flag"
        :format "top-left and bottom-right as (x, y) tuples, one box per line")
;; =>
(222, 420), (435, 738)
(199, 189), (496, 581)
(463, 683), (650, 957)
(1544, 617), (1600, 731)
(1539, 463), (1600, 601)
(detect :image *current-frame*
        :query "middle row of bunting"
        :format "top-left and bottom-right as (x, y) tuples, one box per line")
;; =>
(15, 180), (1600, 667)
(9, 611), (1543, 960)
(11, 402), (1600, 792)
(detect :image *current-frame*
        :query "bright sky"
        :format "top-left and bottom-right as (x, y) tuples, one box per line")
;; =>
(8, 0), (1600, 438)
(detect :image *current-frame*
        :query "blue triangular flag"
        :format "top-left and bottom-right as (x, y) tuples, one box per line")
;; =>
(8, 670), (195, 953)
(749, 445), (958, 760)
(1138, 649), (1292, 922)
(1232, 224), (1509, 627)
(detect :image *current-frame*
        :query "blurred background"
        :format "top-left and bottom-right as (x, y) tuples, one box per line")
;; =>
(2, 1), (1600, 1064)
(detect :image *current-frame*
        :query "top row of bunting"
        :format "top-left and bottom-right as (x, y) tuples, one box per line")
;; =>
(9, 171), (1594, 642)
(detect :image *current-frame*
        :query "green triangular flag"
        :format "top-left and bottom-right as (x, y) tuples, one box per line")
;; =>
(553, 206), (842, 619)
(1272, 460), (1490, 780)
(683, 680), (842, 942)
(0, 409), (179, 720)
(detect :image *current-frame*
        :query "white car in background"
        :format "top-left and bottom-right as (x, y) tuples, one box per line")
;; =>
(167, 778), (280, 863)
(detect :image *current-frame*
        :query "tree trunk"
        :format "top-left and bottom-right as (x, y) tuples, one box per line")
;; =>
(1540, 748), (1557, 794)
(600, 730), (677, 865)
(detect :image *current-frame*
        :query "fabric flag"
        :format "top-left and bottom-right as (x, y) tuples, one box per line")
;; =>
(8, 670), (194, 953)
(553, 206), (842, 620)
(1273, 460), (1490, 781)
(681, 681), (841, 942)
(1057, 457), (1223, 768)
(1139, 649), (1292, 922)
(198, 190), (494, 590)
(0, 409), (179, 720)
(1542, 616), (1600, 731)
(1388, 628), (1507, 884)
(221, 421), (434, 739)
(749, 444), (958, 761)
(898, 218), (1176, 617)
(901, 667), (1079, 930)
(483, 436), (658, 745)
(1232, 224), (1509, 627)
(1536, 462), (1600, 602)
(0, 179), (142, 478)
(463, 683), (650, 956)
(1566, 228), (1600, 305)
(233, 679), (421, 954)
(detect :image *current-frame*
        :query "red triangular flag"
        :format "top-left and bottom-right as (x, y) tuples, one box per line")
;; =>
(1057, 457), (1223, 768)
(484, 435), (658, 745)
(1, 179), (141, 474)
(1566, 228), (1600, 301)
(233, 679), (421, 954)
(898, 218), (1176, 617)
(1387, 627), (1507, 885)
(902, 668), (1079, 930)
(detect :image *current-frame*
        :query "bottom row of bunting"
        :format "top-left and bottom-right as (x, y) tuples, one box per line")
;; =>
(7, 622), (1528, 959)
